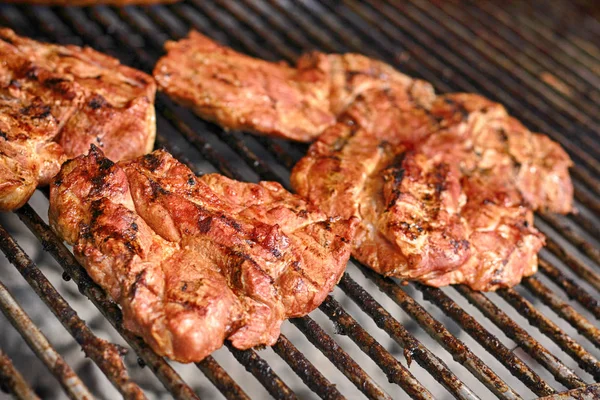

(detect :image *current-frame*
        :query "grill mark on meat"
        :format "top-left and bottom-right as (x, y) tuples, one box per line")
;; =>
(23, 65), (39, 81)
(21, 103), (52, 119)
(431, 163), (450, 210)
(219, 213), (243, 232)
(43, 77), (76, 99)
(386, 152), (407, 209)
(142, 153), (163, 171)
(197, 216), (212, 234)
(443, 97), (469, 120)
(88, 94), (110, 110)
(0, 34), (14, 45)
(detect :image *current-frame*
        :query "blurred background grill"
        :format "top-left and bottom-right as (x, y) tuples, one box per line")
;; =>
(0, 1), (599, 399)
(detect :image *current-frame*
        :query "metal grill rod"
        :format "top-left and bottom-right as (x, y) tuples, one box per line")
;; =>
(336, 274), (480, 400)
(537, 258), (600, 320)
(404, 0), (600, 148)
(289, 316), (393, 400)
(345, 0), (600, 176)
(319, 297), (435, 400)
(447, 0), (600, 114)
(271, 335), (346, 400)
(347, 267), (523, 399)
(521, 277), (600, 349)
(318, 0), (600, 190)
(413, 284), (556, 397)
(544, 237), (600, 293)
(224, 344), (297, 400)
(0, 277), (92, 400)
(12, 205), (200, 400)
(496, 288), (600, 380)
(456, 286), (588, 389)
(0, 221), (146, 400)
(509, 1), (600, 71)
(0, 348), (40, 400)
(538, 213), (600, 268)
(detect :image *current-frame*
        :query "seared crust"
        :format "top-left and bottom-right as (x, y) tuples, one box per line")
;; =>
(0, 28), (155, 211)
(49, 147), (357, 362)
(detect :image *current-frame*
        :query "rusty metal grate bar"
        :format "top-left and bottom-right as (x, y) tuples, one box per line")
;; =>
(0, 269), (92, 400)
(0, 346), (40, 399)
(0, 222), (146, 399)
(12, 205), (201, 400)
(0, 1), (599, 399)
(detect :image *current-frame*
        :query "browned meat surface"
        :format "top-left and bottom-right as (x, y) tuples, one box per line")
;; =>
(154, 31), (334, 142)
(49, 146), (357, 362)
(0, 28), (155, 211)
(153, 32), (573, 290)
(293, 92), (571, 290)
(153, 31), (434, 142)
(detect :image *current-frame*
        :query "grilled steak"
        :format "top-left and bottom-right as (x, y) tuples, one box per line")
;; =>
(293, 92), (571, 290)
(49, 146), (357, 362)
(154, 32), (573, 290)
(0, 29), (155, 211)
(153, 31), (433, 142)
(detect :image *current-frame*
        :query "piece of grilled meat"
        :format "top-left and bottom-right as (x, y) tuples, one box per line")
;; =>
(49, 146), (357, 362)
(293, 91), (571, 290)
(153, 31), (433, 142)
(0, 29), (155, 211)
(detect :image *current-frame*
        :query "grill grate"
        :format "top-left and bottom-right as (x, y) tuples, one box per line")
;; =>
(0, 1), (599, 399)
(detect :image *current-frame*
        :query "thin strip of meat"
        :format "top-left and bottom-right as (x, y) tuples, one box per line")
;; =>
(0, 28), (155, 211)
(49, 146), (357, 362)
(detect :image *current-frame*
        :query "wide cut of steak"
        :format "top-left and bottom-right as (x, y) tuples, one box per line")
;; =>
(49, 146), (357, 362)
(153, 31), (433, 142)
(0, 28), (155, 211)
(156, 32), (573, 291)
(292, 91), (572, 291)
